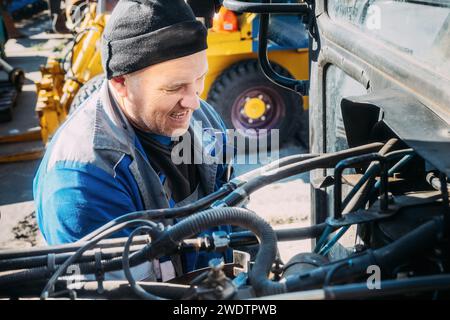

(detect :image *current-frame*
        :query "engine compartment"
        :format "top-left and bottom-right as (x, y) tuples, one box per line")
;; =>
(0, 137), (449, 300)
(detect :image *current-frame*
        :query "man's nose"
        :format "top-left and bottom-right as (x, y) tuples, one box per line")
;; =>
(179, 85), (200, 110)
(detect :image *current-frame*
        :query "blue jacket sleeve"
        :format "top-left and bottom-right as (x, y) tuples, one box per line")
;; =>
(33, 157), (144, 245)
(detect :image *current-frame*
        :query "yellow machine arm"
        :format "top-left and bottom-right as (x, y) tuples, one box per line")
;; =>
(35, 3), (105, 143)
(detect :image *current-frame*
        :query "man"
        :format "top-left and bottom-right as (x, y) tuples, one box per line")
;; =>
(33, 0), (233, 280)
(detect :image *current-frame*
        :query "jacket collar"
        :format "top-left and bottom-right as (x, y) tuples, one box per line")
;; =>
(93, 80), (136, 154)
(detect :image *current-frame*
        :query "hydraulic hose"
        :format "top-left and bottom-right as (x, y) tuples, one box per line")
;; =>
(237, 153), (319, 182)
(255, 274), (450, 300)
(314, 139), (398, 253)
(0, 279), (190, 300)
(80, 153), (320, 242)
(1, 207), (282, 298)
(0, 235), (149, 260)
(220, 142), (384, 207)
(324, 274), (450, 299)
(79, 183), (235, 242)
(122, 226), (166, 300)
(0, 244), (145, 272)
(0, 249), (147, 290)
(40, 219), (161, 299)
(0, 223), (330, 276)
(83, 145), (381, 247)
(284, 217), (443, 292)
(77, 280), (190, 300)
(147, 207), (285, 297)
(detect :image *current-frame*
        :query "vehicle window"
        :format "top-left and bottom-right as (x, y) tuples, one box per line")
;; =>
(325, 65), (367, 154)
(327, 0), (450, 79)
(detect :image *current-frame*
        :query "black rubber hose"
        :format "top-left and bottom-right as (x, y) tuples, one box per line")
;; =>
(244, 143), (383, 194)
(148, 207), (285, 297)
(0, 235), (149, 260)
(372, 217), (444, 272)
(237, 153), (319, 182)
(79, 183), (235, 242)
(0, 279), (190, 300)
(0, 244), (145, 272)
(0, 251), (147, 289)
(0, 223), (329, 285)
(221, 142), (383, 206)
(259, 274), (450, 299)
(0, 207), (282, 296)
(284, 218), (443, 292)
(77, 281), (190, 300)
(1, 222), (329, 273)
(0, 207), (278, 297)
(40, 219), (161, 298)
(82, 153), (321, 241)
(122, 226), (165, 300)
(325, 274), (450, 299)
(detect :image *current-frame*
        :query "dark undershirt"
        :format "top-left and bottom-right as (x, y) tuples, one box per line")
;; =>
(133, 126), (199, 204)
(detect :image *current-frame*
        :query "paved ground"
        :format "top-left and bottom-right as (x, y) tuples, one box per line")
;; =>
(0, 10), (312, 264)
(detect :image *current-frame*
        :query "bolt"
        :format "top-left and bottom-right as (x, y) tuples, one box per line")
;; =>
(240, 109), (245, 114)
(245, 97), (250, 101)
(266, 104), (271, 110)
(258, 94), (263, 100)
(382, 192), (395, 204)
(208, 258), (224, 272)
(261, 116), (266, 121)
(248, 119), (253, 124)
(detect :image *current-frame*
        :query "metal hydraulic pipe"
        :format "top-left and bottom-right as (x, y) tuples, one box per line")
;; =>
(257, 1), (309, 95)
(223, 0), (309, 14)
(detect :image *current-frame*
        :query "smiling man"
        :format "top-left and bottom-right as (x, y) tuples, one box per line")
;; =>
(33, 0), (233, 280)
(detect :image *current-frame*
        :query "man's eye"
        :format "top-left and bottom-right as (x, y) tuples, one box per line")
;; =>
(164, 87), (181, 93)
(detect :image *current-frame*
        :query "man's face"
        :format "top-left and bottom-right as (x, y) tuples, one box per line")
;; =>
(115, 50), (208, 137)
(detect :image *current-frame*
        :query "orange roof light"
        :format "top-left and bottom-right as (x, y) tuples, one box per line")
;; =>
(212, 7), (238, 32)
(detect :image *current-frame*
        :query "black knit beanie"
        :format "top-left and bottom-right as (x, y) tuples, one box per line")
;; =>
(101, 0), (208, 79)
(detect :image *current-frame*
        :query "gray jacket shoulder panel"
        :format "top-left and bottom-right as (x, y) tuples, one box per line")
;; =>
(46, 97), (97, 171)
(46, 82), (129, 177)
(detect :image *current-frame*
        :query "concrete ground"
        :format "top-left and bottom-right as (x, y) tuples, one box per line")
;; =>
(0, 11), (71, 249)
(0, 10), (313, 264)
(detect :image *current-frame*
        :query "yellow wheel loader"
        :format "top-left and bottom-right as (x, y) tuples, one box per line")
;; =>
(35, 0), (309, 146)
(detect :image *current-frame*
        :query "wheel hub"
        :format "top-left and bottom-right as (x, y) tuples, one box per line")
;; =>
(243, 97), (266, 120)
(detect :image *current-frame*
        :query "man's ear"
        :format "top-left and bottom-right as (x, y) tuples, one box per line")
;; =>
(109, 76), (127, 97)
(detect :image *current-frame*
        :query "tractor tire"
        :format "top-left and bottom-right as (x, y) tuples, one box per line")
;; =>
(207, 60), (307, 150)
(69, 74), (105, 114)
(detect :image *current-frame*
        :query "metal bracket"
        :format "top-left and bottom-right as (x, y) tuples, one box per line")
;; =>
(327, 191), (442, 228)
(212, 231), (230, 252)
(94, 248), (105, 294)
